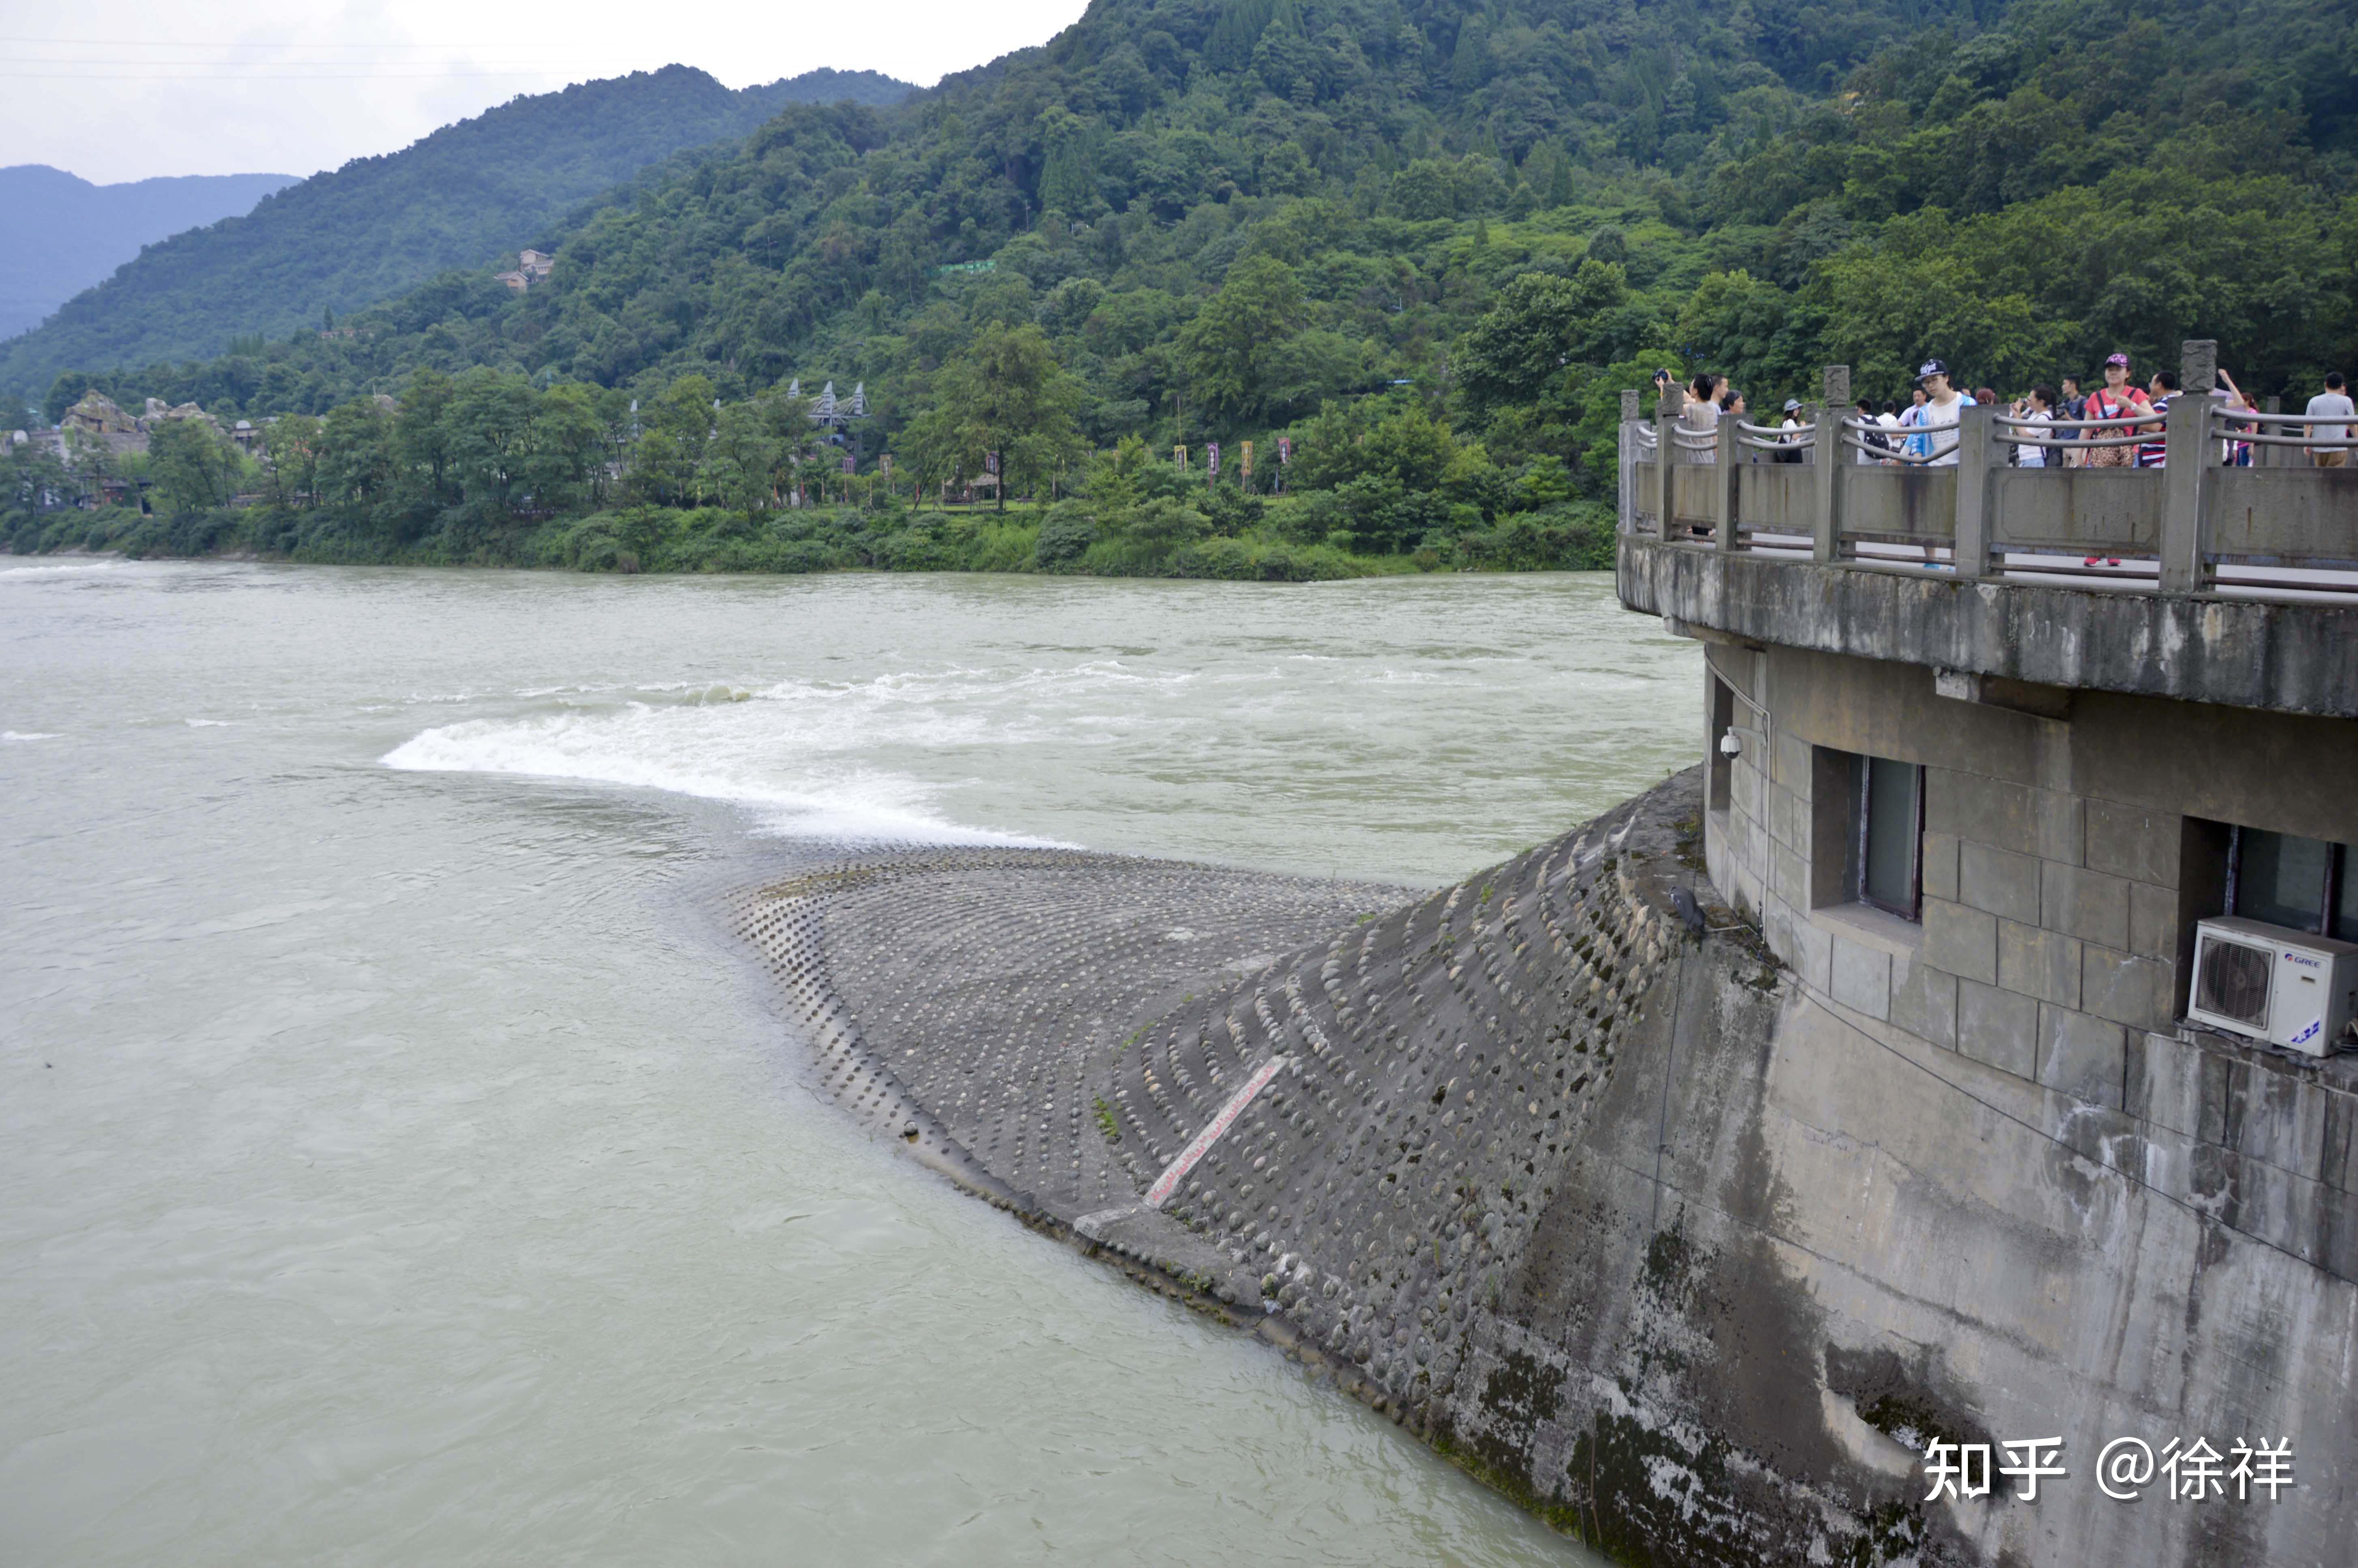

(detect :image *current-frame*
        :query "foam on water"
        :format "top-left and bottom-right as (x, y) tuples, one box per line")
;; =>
(0, 560), (119, 577)
(381, 670), (1090, 846)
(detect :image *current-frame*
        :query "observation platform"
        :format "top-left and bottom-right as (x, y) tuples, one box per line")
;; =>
(1614, 344), (2358, 719)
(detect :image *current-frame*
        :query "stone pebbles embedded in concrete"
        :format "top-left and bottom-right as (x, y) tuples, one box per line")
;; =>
(731, 778), (1699, 1491)
(731, 847), (1406, 1307)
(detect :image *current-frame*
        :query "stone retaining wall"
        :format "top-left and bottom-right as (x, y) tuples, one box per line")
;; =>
(732, 771), (2354, 1565)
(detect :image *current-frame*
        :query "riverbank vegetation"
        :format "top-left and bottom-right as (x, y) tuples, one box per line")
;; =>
(8, 456), (1613, 580)
(8, 0), (2352, 577)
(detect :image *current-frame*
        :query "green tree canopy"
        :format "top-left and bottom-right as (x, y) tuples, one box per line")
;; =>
(898, 323), (1084, 509)
(1453, 261), (1633, 410)
(147, 418), (241, 513)
(1178, 255), (1309, 423)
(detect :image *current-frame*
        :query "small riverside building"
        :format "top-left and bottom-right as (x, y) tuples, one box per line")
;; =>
(1618, 341), (2358, 1281)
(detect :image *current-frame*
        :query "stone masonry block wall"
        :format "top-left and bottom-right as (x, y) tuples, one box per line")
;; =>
(1701, 639), (2358, 1281)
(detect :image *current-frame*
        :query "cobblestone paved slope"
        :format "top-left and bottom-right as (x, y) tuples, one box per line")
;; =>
(730, 771), (1934, 1561)
(731, 849), (1403, 1304)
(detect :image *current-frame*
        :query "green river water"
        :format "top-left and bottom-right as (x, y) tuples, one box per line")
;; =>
(0, 561), (1698, 1565)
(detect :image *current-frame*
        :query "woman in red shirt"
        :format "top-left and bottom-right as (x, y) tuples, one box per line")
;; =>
(2081, 353), (2152, 470)
(2079, 353), (2151, 566)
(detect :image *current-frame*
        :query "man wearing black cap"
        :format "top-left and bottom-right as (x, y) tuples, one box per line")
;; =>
(1915, 359), (1975, 466)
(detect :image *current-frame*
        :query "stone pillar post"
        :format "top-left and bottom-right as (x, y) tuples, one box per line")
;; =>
(2160, 339), (2216, 593)
(1656, 384), (1684, 541)
(1812, 366), (1847, 562)
(1952, 403), (1994, 579)
(1715, 415), (1739, 552)
(2183, 337), (2219, 394)
(1619, 389), (1641, 533)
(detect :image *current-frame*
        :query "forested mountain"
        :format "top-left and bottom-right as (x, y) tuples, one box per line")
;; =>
(11, 0), (2355, 579)
(0, 65), (917, 388)
(752, 69), (921, 109)
(0, 167), (297, 341)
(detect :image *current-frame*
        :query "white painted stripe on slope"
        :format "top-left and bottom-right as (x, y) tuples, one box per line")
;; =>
(1144, 1054), (1289, 1209)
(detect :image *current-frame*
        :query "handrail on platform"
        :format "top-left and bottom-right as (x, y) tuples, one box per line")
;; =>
(1614, 341), (2358, 600)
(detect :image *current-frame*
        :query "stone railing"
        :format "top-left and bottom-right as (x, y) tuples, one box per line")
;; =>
(1617, 342), (2358, 599)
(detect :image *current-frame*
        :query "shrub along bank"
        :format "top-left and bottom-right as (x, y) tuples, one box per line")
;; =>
(11, 490), (1614, 580)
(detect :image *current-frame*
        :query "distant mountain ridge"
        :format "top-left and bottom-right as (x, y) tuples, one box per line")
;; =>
(745, 68), (917, 112)
(0, 64), (918, 392)
(0, 167), (298, 342)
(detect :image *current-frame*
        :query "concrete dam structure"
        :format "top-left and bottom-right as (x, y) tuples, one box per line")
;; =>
(734, 345), (2354, 1565)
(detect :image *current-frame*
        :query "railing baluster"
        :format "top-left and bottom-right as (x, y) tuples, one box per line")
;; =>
(1953, 404), (1993, 579)
(1716, 416), (1738, 553)
(1813, 365), (1846, 562)
(2160, 339), (2216, 593)
(1619, 390), (1640, 535)
(1657, 386), (1682, 543)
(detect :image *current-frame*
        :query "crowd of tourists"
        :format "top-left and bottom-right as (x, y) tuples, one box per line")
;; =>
(1651, 354), (2354, 569)
(1656, 357), (2355, 473)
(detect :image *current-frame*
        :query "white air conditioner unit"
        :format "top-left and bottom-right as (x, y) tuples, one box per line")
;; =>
(2187, 917), (2358, 1057)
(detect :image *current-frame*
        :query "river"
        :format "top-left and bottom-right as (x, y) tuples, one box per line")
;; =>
(0, 561), (1698, 1565)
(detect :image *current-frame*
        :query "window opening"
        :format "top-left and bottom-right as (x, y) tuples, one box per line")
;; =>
(2228, 826), (2355, 940)
(1856, 756), (1925, 918)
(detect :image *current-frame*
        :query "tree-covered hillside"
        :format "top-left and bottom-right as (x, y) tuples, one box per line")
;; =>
(751, 69), (922, 109)
(11, 0), (2355, 580)
(0, 65), (918, 388)
(0, 166), (297, 341)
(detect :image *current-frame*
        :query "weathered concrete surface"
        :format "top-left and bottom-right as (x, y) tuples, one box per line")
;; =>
(1618, 535), (2358, 718)
(734, 774), (2355, 1564)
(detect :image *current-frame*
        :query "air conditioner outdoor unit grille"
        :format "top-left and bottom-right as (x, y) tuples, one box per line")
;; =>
(2194, 933), (2272, 1030)
(2186, 916), (2358, 1056)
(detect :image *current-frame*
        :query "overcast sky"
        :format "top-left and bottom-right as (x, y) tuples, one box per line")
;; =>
(2, 0), (1092, 185)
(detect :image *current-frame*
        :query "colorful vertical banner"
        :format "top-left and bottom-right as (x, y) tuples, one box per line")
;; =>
(1240, 440), (1253, 479)
(1206, 442), (1221, 477)
(1174, 445), (1188, 468)
(1277, 436), (1292, 465)
(880, 454), (893, 477)
(984, 451), (1000, 476)
(840, 454), (856, 474)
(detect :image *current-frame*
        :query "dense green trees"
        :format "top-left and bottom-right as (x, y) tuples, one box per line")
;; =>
(1178, 256), (1307, 419)
(259, 415), (322, 508)
(1453, 262), (1634, 410)
(8, 0), (2354, 579)
(146, 420), (240, 513)
(899, 323), (1086, 508)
